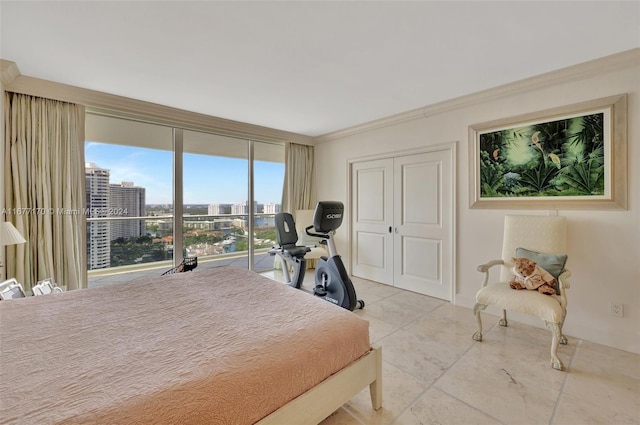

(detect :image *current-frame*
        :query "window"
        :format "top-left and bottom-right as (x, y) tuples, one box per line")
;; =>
(253, 142), (285, 272)
(84, 113), (284, 285)
(182, 130), (250, 267)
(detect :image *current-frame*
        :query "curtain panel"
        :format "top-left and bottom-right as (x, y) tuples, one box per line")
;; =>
(280, 142), (316, 269)
(4, 92), (86, 291)
(282, 142), (314, 213)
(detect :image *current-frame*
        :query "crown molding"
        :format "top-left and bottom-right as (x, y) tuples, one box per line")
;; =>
(315, 48), (640, 143)
(2, 63), (313, 145)
(4, 47), (639, 145)
(1, 60), (20, 88)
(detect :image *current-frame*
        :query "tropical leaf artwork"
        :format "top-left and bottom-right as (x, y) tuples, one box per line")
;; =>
(478, 112), (606, 198)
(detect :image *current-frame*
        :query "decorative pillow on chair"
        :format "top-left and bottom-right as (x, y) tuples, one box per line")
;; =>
(516, 247), (568, 294)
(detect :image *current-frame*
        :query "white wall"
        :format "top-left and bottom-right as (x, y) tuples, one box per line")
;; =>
(314, 51), (640, 354)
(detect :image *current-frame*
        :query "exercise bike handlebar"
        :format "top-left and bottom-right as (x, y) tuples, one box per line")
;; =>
(305, 224), (330, 239)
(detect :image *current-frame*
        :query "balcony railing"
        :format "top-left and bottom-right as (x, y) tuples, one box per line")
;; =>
(87, 213), (279, 286)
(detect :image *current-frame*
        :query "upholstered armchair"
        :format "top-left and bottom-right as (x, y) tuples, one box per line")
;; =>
(473, 215), (571, 371)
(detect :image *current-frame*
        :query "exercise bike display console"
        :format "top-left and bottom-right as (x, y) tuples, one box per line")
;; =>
(269, 201), (364, 311)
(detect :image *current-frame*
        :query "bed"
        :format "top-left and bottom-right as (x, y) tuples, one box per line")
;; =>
(0, 266), (381, 424)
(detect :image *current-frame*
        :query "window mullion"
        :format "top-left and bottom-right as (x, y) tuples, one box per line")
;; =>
(173, 128), (184, 266)
(248, 140), (255, 271)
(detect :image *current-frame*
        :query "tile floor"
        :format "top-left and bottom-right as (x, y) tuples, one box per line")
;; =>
(91, 264), (640, 425)
(273, 273), (639, 425)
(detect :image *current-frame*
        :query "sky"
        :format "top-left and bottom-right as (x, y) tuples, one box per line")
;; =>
(85, 142), (284, 205)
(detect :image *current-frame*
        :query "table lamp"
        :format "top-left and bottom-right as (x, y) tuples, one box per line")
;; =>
(0, 221), (26, 270)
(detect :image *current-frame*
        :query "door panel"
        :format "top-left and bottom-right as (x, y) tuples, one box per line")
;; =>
(357, 170), (386, 222)
(402, 161), (437, 224)
(355, 232), (387, 267)
(351, 159), (393, 285)
(394, 150), (452, 299)
(402, 237), (439, 281)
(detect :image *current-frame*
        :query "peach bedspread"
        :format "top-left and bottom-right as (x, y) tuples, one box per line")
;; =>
(0, 266), (370, 424)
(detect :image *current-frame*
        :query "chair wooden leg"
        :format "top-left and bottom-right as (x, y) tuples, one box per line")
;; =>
(545, 321), (564, 371)
(559, 316), (568, 345)
(472, 303), (486, 341)
(499, 309), (508, 327)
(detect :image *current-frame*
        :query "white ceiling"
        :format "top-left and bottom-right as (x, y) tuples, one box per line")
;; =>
(1, 1), (639, 137)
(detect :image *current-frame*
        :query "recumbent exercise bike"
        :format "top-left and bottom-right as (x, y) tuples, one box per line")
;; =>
(269, 201), (364, 311)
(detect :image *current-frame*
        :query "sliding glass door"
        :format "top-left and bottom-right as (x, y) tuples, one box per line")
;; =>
(85, 114), (174, 272)
(84, 113), (285, 283)
(253, 142), (285, 272)
(182, 130), (250, 269)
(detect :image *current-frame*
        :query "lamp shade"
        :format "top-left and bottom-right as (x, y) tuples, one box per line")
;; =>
(0, 222), (26, 246)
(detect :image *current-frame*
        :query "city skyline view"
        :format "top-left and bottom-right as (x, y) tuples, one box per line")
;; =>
(85, 142), (285, 205)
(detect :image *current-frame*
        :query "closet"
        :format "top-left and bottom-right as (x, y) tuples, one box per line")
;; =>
(350, 144), (454, 300)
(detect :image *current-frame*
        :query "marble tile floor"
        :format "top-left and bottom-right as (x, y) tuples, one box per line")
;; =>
(261, 271), (639, 425)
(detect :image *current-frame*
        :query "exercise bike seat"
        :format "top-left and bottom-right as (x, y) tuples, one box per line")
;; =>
(273, 213), (312, 257)
(281, 244), (310, 258)
(271, 212), (311, 290)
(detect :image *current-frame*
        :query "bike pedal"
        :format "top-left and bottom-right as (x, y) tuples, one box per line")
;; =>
(313, 286), (327, 296)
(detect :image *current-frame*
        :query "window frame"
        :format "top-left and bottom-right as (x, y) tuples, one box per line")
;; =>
(85, 112), (285, 276)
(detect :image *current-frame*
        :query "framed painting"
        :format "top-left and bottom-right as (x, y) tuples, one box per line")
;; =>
(469, 94), (627, 210)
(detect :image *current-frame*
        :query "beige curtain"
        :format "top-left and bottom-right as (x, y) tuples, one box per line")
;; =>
(4, 92), (86, 291)
(281, 142), (316, 268)
(281, 142), (314, 213)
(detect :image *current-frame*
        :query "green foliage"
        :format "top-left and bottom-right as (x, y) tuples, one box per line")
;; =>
(235, 238), (248, 252)
(183, 232), (224, 247)
(110, 236), (169, 267)
(518, 162), (559, 195)
(478, 112), (605, 198)
(255, 228), (276, 240)
(557, 160), (605, 195)
(136, 235), (152, 244)
(109, 223), (275, 267)
(479, 151), (505, 194)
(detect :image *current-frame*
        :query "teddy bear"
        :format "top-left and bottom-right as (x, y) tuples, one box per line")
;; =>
(509, 257), (557, 295)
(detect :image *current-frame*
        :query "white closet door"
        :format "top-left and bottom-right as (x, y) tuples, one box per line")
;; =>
(350, 145), (454, 300)
(351, 158), (394, 285)
(393, 150), (453, 299)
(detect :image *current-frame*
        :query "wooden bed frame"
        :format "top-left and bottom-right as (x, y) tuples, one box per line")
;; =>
(258, 345), (382, 424)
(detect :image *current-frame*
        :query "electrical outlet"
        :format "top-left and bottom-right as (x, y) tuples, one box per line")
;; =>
(610, 302), (624, 318)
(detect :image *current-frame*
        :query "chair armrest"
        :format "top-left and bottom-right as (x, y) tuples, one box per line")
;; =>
(476, 259), (504, 288)
(558, 269), (571, 290)
(477, 259), (504, 273)
(557, 268), (571, 310)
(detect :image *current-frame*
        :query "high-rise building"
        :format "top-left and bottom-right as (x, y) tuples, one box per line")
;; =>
(231, 202), (246, 215)
(208, 204), (232, 215)
(231, 201), (258, 215)
(263, 202), (280, 214)
(208, 204), (222, 216)
(109, 182), (146, 241)
(85, 162), (110, 269)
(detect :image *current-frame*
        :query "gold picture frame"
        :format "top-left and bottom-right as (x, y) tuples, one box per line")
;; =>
(469, 94), (627, 210)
